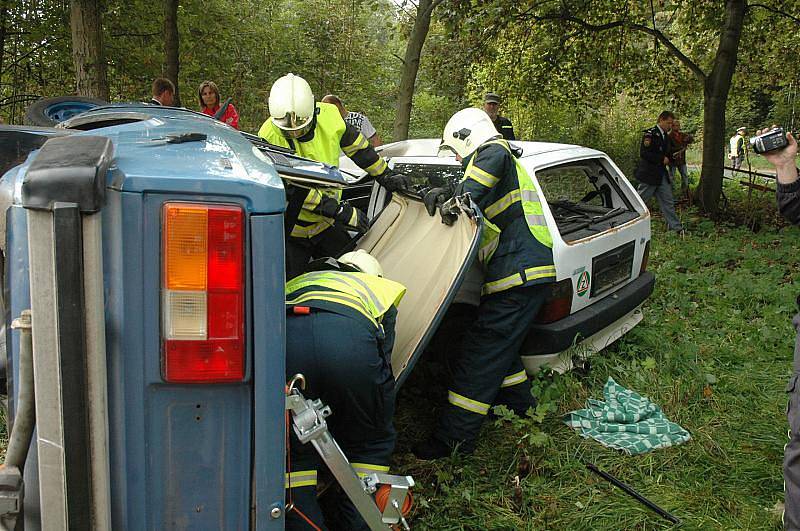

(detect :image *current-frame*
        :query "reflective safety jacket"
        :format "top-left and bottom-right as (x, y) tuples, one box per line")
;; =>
(457, 139), (555, 295)
(729, 133), (745, 157)
(259, 102), (387, 239)
(285, 271), (406, 331)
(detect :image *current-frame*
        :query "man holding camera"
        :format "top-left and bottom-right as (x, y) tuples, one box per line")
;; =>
(758, 126), (800, 529)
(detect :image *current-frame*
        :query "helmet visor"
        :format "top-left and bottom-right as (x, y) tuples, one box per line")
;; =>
(272, 112), (313, 138)
(437, 142), (457, 158)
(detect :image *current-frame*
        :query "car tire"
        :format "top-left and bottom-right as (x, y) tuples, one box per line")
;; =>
(24, 95), (107, 127)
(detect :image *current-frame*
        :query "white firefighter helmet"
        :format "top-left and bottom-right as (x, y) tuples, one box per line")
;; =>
(438, 107), (501, 158)
(268, 73), (316, 139)
(339, 249), (383, 277)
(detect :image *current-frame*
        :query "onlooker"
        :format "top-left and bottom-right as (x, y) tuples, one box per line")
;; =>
(321, 94), (382, 147)
(483, 92), (515, 140)
(150, 78), (175, 106)
(668, 119), (694, 198)
(198, 80), (239, 129)
(634, 110), (684, 234)
(758, 126), (800, 530)
(729, 126), (747, 170)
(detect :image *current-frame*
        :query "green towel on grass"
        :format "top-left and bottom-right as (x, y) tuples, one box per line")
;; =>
(564, 377), (691, 455)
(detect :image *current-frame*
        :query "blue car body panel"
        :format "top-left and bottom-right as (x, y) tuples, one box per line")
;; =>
(1, 107), (298, 529)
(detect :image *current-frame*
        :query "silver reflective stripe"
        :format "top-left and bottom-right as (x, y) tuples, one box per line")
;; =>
(448, 390), (490, 415)
(285, 470), (318, 488)
(525, 212), (549, 227)
(520, 188), (542, 206)
(351, 462), (390, 478)
(335, 274), (386, 314)
(485, 189), (521, 219)
(501, 370), (527, 388)
(482, 273), (524, 295)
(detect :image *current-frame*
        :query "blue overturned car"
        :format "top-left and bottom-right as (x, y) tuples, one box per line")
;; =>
(0, 103), (480, 529)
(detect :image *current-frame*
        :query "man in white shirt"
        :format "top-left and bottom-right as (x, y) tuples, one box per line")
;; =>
(321, 94), (382, 147)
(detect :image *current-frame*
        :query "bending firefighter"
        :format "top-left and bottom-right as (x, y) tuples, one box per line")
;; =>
(414, 108), (556, 459)
(284, 250), (406, 530)
(259, 73), (410, 279)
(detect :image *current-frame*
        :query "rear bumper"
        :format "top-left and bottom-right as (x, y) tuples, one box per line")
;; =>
(522, 271), (655, 355)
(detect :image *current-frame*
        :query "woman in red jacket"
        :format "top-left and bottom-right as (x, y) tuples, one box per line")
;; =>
(198, 80), (239, 129)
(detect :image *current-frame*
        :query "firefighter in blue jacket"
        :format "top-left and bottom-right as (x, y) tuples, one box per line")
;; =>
(284, 250), (406, 530)
(259, 73), (410, 279)
(414, 108), (556, 459)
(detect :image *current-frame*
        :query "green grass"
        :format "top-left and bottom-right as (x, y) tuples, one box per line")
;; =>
(394, 182), (799, 529)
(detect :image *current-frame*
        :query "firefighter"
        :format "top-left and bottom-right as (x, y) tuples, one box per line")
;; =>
(414, 108), (556, 460)
(284, 250), (406, 530)
(259, 73), (410, 279)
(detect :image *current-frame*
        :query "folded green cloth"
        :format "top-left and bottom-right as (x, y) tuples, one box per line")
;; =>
(564, 377), (691, 455)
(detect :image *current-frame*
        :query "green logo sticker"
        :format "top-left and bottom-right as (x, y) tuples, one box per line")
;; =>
(576, 271), (590, 297)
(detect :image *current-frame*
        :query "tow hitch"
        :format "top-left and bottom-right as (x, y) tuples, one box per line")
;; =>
(285, 375), (414, 530)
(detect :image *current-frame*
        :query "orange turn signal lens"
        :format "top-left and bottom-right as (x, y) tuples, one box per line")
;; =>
(164, 203), (208, 290)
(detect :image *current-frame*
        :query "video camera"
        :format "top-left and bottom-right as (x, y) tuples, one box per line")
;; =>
(750, 127), (789, 154)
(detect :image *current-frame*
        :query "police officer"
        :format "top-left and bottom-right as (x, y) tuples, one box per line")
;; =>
(729, 126), (747, 170)
(634, 110), (684, 234)
(483, 92), (516, 140)
(414, 108), (555, 459)
(259, 73), (410, 279)
(284, 250), (406, 530)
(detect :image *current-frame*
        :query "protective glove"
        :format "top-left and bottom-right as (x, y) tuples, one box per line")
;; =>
(423, 187), (452, 216)
(376, 170), (412, 193)
(334, 201), (369, 233)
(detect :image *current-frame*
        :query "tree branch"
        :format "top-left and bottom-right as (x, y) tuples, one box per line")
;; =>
(521, 12), (708, 82)
(749, 3), (800, 25)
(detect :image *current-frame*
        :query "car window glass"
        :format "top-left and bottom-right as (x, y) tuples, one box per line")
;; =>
(392, 162), (463, 189)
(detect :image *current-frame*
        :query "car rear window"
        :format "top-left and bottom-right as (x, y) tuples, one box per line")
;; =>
(534, 158), (639, 241)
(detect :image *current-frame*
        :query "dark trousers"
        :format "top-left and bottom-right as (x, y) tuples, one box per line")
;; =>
(435, 284), (548, 451)
(285, 310), (396, 531)
(286, 224), (354, 281)
(785, 313), (800, 529)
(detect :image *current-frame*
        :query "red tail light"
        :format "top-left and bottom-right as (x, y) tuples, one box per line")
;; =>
(534, 278), (573, 324)
(640, 240), (650, 275)
(162, 203), (245, 383)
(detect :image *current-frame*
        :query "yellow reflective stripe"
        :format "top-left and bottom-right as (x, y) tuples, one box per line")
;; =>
(285, 470), (317, 489)
(363, 157), (388, 177)
(524, 265), (557, 281)
(482, 265), (557, 295)
(466, 165), (500, 188)
(448, 390), (490, 415)
(298, 272), (387, 315)
(290, 220), (332, 238)
(287, 290), (376, 325)
(482, 273), (522, 295)
(351, 462), (390, 478)
(342, 133), (370, 157)
(303, 188), (324, 211)
(347, 207), (358, 227)
(484, 189), (521, 219)
(501, 370), (527, 388)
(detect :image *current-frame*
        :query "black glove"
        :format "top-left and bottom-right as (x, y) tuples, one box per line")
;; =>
(317, 196), (340, 218)
(334, 201), (369, 233)
(376, 170), (412, 193)
(423, 187), (451, 216)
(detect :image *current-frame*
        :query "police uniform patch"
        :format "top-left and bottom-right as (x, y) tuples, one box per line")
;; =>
(643, 134), (652, 147)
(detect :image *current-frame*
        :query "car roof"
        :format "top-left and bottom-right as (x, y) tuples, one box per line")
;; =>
(376, 138), (607, 160)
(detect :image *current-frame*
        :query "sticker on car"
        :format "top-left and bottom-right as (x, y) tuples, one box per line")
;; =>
(576, 270), (590, 297)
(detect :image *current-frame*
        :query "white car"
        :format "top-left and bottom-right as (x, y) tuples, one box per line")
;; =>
(341, 139), (654, 379)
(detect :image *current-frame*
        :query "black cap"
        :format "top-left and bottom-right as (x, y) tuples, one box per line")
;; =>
(484, 92), (501, 103)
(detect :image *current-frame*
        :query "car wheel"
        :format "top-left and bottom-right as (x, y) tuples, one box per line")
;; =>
(24, 96), (108, 127)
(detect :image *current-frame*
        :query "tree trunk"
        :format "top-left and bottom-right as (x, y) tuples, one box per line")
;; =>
(164, 0), (180, 106)
(70, 0), (109, 100)
(0, 1), (8, 80)
(696, 0), (747, 214)
(393, 0), (439, 141)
